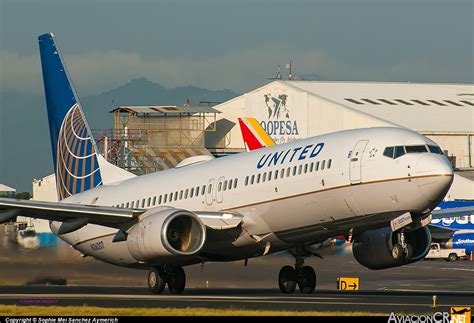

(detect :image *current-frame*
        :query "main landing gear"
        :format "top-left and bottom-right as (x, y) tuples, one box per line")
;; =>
(148, 266), (186, 294)
(278, 246), (317, 294)
(392, 231), (413, 263)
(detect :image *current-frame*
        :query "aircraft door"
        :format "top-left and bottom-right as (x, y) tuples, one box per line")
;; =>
(206, 178), (215, 205)
(216, 176), (225, 204)
(349, 140), (369, 184)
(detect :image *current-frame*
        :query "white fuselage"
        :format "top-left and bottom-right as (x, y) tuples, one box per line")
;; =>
(51, 127), (453, 268)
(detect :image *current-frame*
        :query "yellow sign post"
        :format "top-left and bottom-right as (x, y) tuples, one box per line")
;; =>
(337, 277), (359, 291)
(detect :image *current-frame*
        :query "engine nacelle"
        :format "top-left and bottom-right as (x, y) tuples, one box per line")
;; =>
(127, 207), (206, 262)
(352, 226), (431, 270)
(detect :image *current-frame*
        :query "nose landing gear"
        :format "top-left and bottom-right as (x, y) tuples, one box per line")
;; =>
(148, 265), (186, 294)
(278, 246), (317, 294)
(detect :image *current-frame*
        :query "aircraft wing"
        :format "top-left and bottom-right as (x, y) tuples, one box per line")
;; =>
(0, 198), (243, 234)
(0, 198), (144, 231)
(431, 206), (474, 219)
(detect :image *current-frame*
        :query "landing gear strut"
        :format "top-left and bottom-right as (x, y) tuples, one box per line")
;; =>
(392, 231), (413, 262)
(278, 246), (317, 294)
(148, 265), (186, 294)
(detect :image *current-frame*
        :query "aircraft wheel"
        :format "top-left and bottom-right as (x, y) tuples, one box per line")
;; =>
(167, 266), (186, 294)
(148, 267), (166, 294)
(392, 243), (404, 262)
(278, 265), (297, 294)
(298, 266), (316, 294)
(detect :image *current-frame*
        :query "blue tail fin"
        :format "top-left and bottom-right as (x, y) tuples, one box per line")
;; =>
(38, 33), (103, 200)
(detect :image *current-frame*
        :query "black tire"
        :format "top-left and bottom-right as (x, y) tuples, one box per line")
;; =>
(448, 253), (457, 262)
(148, 267), (166, 294)
(392, 243), (404, 262)
(404, 244), (413, 261)
(278, 266), (297, 294)
(168, 266), (186, 294)
(298, 266), (316, 294)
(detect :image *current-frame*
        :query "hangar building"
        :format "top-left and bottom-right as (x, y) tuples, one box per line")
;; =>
(207, 81), (474, 170)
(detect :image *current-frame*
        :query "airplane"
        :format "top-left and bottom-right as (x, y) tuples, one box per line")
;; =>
(0, 33), (457, 295)
(238, 118), (474, 256)
(430, 200), (474, 255)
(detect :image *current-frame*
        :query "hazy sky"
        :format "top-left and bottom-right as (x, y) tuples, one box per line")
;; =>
(1, 0), (473, 97)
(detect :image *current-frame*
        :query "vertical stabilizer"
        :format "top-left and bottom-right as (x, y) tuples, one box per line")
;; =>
(38, 33), (135, 200)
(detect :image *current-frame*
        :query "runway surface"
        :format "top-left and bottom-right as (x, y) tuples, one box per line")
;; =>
(0, 286), (472, 314)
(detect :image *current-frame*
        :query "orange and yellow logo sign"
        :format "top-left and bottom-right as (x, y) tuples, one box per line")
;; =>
(450, 307), (471, 323)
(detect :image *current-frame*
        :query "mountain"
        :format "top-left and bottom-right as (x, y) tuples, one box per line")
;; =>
(0, 79), (238, 192)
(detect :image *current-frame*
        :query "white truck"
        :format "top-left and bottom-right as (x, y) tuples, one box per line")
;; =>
(424, 243), (466, 261)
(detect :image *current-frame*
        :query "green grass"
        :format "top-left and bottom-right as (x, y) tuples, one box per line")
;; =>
(0, 305), (385, 316)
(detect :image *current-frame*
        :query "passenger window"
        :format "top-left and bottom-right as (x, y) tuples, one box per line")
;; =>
(218, 182), (222, 192)
(228, 179), (233, 190)
(152, 196), (156, 206)
(293, 166), (297, 176)
(262, 173), (266, 182)
(164, 194), (167, 203)
(126, 202), (129, 208)
(304, 164), (308, 173)
(185, 189), (188, 199)
(315, 161), (320, 171)
(158, 195), (162, 204)
(298, 165), (302, 175)
(383, 147), (394, 158)
(394, 146), (406, 158)
(268, 171), (272, 181)
(275, 170), (279, 179)
(208, 184), (212, 194)
(201, 185), (206, 195)
(328, 159), (332, 169)
(321, 160), (326, 170)
(251, 175), (255, 185)
(190, 188), (194, 198)
(223, 181), (227, 191)
(147, 197), (151, 207)
(257, 174), (261, 183)
(309, 162), (314, 172)
(245, 176), (249, 186)
(234, 179), (238, 188)
(286, 167), (291, 177)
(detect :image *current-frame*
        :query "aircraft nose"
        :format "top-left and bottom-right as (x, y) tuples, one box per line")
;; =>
(415, 154), (454, 202)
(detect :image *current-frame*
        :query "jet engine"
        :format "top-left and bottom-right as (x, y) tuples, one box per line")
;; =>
(352, 226), (431, 270)
(127, 207), (206, 262)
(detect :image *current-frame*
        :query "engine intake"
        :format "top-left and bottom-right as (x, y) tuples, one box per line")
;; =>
(352, 225), (431, 270)
(127, 208), (206, 262)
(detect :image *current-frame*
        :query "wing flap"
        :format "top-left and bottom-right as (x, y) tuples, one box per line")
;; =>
(194, 211), (243, 230)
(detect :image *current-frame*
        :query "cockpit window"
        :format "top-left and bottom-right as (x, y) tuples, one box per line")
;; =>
(405, 145), (428, 153)
(383, 147), (394, 158)
(428, 145), (444, 155)
(394, 146), (406, 158)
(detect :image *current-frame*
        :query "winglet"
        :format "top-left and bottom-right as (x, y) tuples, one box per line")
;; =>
(238, 117), (275, 152)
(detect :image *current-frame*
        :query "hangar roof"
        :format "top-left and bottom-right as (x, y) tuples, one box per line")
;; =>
(0, 184), (16, 192)
(283, 81), (474, 133)
(111, 105), (220, 115)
